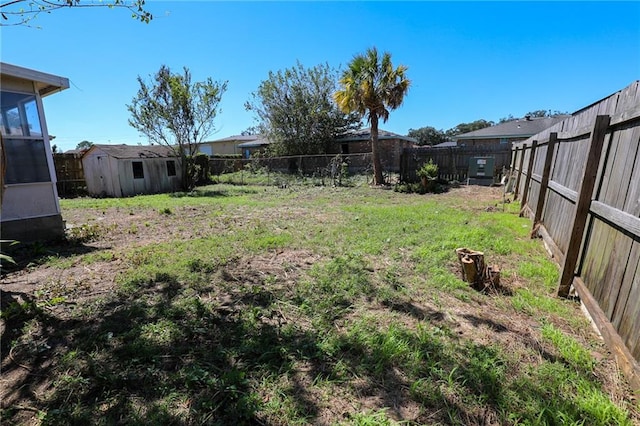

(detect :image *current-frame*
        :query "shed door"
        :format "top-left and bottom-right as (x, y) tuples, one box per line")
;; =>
(96, 156), (115, 196)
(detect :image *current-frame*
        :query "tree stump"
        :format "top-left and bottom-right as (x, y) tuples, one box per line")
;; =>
(456, 248), (485, 284)
(456, 247), (500, 291)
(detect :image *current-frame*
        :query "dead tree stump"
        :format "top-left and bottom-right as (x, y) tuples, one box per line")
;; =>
(456, 247), (500, 291)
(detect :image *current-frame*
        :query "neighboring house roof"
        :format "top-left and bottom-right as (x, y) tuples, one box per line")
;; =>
(432, 141), (458, 148)
(85, 144), (176, 159)
(203, 134), (261, 144)
(237, 136), (271, 148)
(453, 116), (569, 140)
(1, 62), (70, 97)
(223, 128), (417, 149)
(336, 128), (419, 144)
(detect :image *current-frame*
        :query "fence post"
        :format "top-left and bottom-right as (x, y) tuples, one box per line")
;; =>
(557, 115), (611, 297)
(533, 133), (557, 225)
(519, 140), (537, 217)
(509, 147), (517, 179)
(514, 146), (525, 200)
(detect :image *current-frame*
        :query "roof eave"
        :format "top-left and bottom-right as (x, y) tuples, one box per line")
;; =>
(1, 62), (70, 97)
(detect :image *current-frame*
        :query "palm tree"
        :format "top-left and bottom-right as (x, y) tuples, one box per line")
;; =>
(334, 47), (410, 185)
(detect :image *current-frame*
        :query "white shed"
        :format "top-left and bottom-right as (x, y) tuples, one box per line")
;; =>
(1, 62), (69, 242)
(82, 144), (182, 197)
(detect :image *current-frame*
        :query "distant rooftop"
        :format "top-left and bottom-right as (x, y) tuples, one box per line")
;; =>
(204, 134), (261, 144)
(454, 116), (569, 140)
(237, 136), (271, 148)
(336, 128), (419, 143)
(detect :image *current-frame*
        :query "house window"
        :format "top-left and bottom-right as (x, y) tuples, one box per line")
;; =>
(132, 161), (144, 179)
(341, 143), (349, 155)
(500, 138), (509, 145)
(199, 145), (212, 156)
(166, 160), (176, 177)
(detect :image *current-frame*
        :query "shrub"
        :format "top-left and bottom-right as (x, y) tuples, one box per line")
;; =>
(417, 159), (438, 180)
(417, 159), (439, 193)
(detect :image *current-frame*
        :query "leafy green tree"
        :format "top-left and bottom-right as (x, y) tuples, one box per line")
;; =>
(127, 65), (227, 191)
(334, 47), (410, 185)
(246, 62), (360, 156)
(76, 140), (93, 151)
(0, 0), (151, 26)
(445, 119), (494, 137)
(407, 126), (447, 146)
(498, 114), (517, 123)
(240, 126), (259, 136)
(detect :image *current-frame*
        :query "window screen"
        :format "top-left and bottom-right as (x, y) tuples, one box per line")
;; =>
(132, 161), (144, 179)
(166, 160), (176, 176)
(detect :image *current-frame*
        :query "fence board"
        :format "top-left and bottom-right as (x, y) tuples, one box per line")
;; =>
(519, 141), (537, 214)
(53, 153), (86, 197)
(514, 147), (525, 199)
(613, 242), (640, 331)
(615, 81), (639, 114)
(618, 258), (640, 359)
(581, 219), (612, 297)
(573, 276), (640, 390)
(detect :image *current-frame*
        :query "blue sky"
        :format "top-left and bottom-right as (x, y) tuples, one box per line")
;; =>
(2, 1), (639, 152)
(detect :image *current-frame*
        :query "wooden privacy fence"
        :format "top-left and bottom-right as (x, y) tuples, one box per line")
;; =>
(400, 145), (511, 183)
(53, 153), (86, 197)
(511, 80), (640, 389)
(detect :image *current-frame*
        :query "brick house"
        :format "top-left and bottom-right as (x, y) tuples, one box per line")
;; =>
(331, 128), (418, 172)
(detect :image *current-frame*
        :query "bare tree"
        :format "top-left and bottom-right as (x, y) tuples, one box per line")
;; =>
(0, 0), (151, 26)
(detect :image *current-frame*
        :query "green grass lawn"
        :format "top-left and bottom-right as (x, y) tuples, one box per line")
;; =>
(1, 182), (637, 425)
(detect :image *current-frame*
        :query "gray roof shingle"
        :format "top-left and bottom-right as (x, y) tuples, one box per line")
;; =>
(454, 116), (569, 140)
(89, 144), (176, 159)
(336, 128), (418, 143)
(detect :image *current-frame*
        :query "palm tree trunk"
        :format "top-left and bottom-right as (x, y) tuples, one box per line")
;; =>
(370, 114), (384, 185)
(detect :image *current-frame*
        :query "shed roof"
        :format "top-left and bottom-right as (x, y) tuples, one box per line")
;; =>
(0, 62), (70, 97)
(87, 144), (177, 159)
(454, 116), (569, 140)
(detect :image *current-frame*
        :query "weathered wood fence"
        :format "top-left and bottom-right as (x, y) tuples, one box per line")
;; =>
(400, 146), (512, 183)
(53, 153), (86, 197)
(511, 80), (640, 389)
